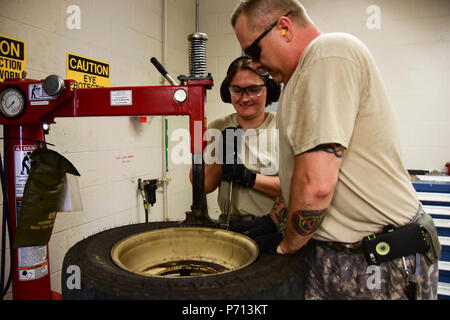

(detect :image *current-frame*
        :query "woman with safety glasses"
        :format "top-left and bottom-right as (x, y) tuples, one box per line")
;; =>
(205, 56), (281, 223)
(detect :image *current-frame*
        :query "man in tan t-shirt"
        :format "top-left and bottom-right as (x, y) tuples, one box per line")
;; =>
(231, 0), (439, 299)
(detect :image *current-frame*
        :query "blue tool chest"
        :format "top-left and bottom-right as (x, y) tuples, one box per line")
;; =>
(412, 176), (450, 300)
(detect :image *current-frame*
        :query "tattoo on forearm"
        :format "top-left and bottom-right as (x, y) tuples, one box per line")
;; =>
(271, 194), (285, 219)
(292, 209), (327, 235)
(271, 194), (288, 233)
(306, 144), (345, 158)
(274, 206), (287, 224)
(276, 208), (288, 234)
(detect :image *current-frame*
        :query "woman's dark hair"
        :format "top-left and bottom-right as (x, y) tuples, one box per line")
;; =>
(220, 56), (281, 106)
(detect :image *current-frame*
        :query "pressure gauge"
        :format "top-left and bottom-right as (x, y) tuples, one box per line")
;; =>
(173, 88), (187, 103)
(0, 87), (26, 118)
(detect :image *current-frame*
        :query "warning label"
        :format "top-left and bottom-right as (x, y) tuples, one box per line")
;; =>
(28, 83), (56, 103)
(66, 52), (110, 88)
(13, 144), (50, 281)
(14, 145), (36, 198)
(110, 90), (132, 106)
(18, 246), (49, 281)
(0, 35), (26, 81)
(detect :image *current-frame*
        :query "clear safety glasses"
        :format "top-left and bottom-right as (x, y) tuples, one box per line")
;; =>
(229, 84), (266, 98)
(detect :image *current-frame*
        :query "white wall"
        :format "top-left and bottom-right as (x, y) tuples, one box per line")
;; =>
(200, 0), (450, 172)
(302, 0), (450, 172)
(0, 0), (196, 298)
(199, 0), (242, 122)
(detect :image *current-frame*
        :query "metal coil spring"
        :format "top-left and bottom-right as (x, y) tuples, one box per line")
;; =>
(188, 33), (208, 78)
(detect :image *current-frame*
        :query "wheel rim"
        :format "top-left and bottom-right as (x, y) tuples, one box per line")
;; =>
(111, 227), (259, 278)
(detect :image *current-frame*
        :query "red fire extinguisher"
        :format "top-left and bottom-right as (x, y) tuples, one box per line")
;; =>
(2, 124), (52, 300)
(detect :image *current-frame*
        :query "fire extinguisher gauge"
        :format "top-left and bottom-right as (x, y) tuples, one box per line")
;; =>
(0, 87), (27, 119)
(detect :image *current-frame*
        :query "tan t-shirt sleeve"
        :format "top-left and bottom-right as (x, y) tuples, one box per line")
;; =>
(288, 56), (364, 155)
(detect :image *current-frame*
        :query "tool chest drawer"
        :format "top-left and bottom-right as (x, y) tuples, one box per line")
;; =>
(412, 176), (450, 300)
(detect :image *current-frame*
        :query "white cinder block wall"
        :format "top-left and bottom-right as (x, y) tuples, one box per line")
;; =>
(300, 0), (450, 172)
(0, 0), (195, 298)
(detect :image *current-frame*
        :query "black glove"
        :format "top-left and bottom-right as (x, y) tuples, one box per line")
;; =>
(222, 163), (256, 187)
(254, 232), (283, 255)
(219, 127), (256, 188)
(229, 215), (283, 254)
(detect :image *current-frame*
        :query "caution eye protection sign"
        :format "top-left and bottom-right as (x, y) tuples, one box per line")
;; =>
(0, 35), (26, 81)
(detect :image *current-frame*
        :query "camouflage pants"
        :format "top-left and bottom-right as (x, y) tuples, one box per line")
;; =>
(303, 240), (439, 300)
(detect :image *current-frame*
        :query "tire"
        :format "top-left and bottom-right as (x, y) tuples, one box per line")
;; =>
(61, 222), (307, 300)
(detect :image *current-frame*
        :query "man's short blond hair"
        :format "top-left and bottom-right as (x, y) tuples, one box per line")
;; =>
(231, 0), (311, 31)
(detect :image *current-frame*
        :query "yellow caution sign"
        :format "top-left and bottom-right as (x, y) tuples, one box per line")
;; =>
(0, 35), (26, 81)
(66, 52), (110, 88)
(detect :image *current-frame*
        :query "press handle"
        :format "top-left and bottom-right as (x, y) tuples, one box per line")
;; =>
(150, 57), (177, 85)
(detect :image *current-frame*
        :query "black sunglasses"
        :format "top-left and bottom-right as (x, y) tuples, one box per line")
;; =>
(244, 11), (293, 61)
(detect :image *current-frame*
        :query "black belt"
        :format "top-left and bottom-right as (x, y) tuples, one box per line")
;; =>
(328, 206), (427, 260)
(329, 222), (429, 266)
(330, 242), (365, 254)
